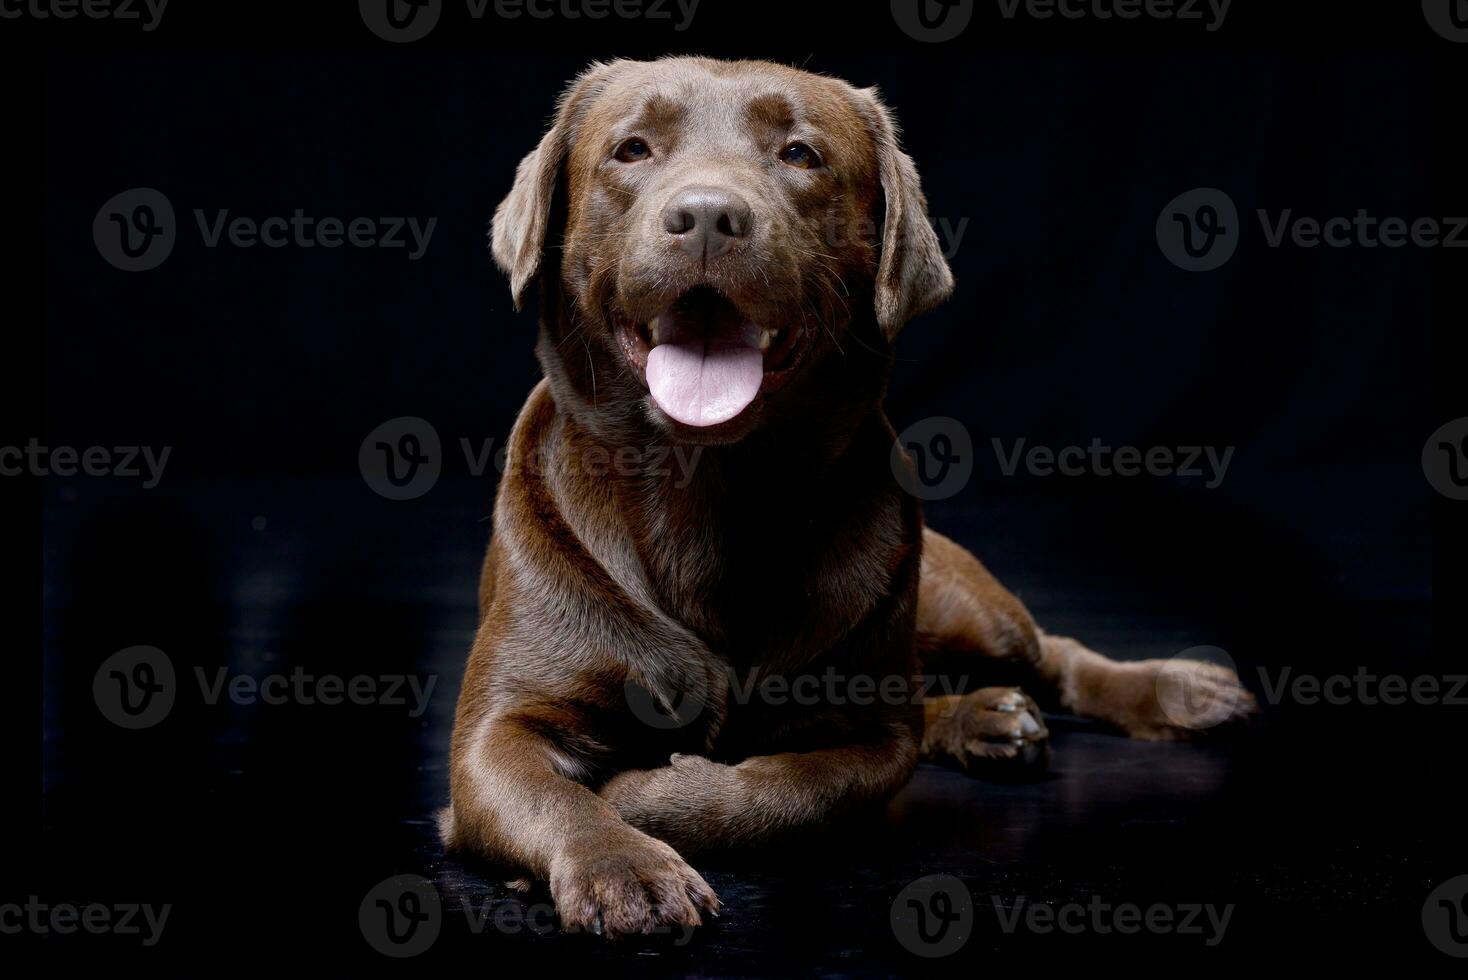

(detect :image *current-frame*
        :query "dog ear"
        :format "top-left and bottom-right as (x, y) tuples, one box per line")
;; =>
(853, 87), (955, 338)
(492, 62), (620, 311)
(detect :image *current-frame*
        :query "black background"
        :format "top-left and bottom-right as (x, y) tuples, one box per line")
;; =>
(8, 0), (1467, 972)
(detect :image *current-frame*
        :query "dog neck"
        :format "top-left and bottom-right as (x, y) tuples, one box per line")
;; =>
(530, 289), (913, 651)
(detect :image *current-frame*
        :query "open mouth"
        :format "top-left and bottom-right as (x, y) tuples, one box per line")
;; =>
(614, 286), (801, 428)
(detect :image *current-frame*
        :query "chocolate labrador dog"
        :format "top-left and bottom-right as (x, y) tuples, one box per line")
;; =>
(443, 56), (1254, 938)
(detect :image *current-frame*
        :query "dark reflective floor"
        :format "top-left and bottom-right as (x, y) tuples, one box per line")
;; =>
(36, 474), (1459, 971)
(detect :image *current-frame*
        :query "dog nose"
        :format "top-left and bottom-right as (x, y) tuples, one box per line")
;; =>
(662, 186), (753, 261)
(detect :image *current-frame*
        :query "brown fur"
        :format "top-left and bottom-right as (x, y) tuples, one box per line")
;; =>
(444, 56), (1254, 938)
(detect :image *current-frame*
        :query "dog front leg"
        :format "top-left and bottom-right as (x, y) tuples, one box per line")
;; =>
(444, 715), (720, 936)
(599, 724), (918, 854)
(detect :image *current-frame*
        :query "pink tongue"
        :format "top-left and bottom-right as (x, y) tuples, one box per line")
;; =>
(646, 318), (764, 427)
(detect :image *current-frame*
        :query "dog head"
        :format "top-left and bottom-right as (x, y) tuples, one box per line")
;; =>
(493, 57), (952, 444)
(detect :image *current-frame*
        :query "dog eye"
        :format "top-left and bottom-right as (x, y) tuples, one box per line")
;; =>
(614, 138), (652, 163)
(779, 142), (821, 169)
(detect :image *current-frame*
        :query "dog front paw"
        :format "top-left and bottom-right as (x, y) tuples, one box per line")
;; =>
(922, 687), (1051, 776)
(549, 831), (720, 939)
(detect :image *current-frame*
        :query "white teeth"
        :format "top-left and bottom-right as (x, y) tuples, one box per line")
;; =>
(645, 316), (783, 351)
